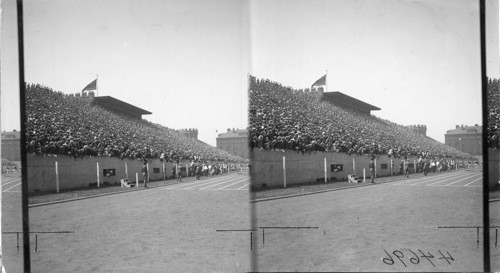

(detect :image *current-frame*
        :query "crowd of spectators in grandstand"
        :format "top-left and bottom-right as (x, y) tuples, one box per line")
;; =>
(249, 76), (472, 159)
(25, 84), (245, 163)
(1, 159), (18, 174)
(488, 78), (500, 149)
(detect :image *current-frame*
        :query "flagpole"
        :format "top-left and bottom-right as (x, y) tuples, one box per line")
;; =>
(325, 69), (328, 92)
(96, 74), (99, 97)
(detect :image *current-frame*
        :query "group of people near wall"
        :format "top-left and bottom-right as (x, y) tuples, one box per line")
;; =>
(249, 76), (473, 160)
(25, 84), (245, 164)
(406, 157), (472, 176)
(140, 159), (242, 187)
(488, 78), (500, 149)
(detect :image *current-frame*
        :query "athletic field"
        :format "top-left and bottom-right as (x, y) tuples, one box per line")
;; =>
(252, 170), (484, 272)
(2, 175), (23, 273)
(5, 173), (251, 273)
(2, 170), (494, 272)
(490, 199), (500, 271)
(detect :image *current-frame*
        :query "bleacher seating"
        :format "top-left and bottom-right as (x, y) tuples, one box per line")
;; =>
(249, 76), (473, 160)
(488, 78), (500, 149)
(25, 83), (245, 163)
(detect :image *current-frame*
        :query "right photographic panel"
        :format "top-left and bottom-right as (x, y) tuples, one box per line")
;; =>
(249, 0), (496, 271)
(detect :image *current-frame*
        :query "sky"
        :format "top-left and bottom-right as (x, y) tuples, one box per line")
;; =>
(1, 0), (250, 146)
(1, 0), (499, 145)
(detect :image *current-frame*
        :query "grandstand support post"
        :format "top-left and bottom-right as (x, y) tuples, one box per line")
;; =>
(55, 161), (59, 193)
(390, 159), (393, 176)
(363, 168), (366, 183)
(125, 163), (128, 180)
(374, 159), (377, 177)
(136, 173), (139, 187)
(283, 156), (286, 188)
(96, 162), (100, 188)
(414, 160), (416, 173)
(324, 158), (327, 183)
(163, 163), (166, 180)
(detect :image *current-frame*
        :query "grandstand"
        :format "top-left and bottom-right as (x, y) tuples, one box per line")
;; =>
(488, 78), (500, 149)
(249, 76), (472, 159)
(487, 78), (500, 189)
(25, 83), (246, 192)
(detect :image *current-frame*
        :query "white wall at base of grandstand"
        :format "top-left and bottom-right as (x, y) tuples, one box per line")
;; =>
(27, 156), (177, 193)
(251, 150), (413, 188)
(489, 148), (500, 189)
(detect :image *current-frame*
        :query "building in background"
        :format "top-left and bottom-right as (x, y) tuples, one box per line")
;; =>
(216, 128), (248, 159)
(445, 124), (482, 157)
(406, 125), (427, 136)
(1, 130), (21, 161)
(177, 128), (198, 140)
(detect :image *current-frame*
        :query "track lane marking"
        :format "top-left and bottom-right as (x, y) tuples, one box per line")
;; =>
(216, 179), (250, 190)
(3, 183), (21, 192)
(425, 173), (482, 186)
(162, 174), (238, 189)
(1, 178), (22, 186)
(406, 172), (472, 185)
(200, 178), (249, 190)
(463, 177), (483, 187)
(183, 176), (241, 190)
(391, 171), (467, 185)
(440, 173), (483, 186)
(233, 183), (249, 190)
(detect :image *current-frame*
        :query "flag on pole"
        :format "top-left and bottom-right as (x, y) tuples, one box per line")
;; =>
(82, 79), (97, 92)
(311, 74), (326, 88)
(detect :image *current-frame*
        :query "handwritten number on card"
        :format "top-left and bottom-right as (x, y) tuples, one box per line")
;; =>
(437, 250), (454, 265)
(383, 249), (452, 267)
(407, 249), (420, 264)
(382, 250), (395, 265)
(418, 249), (435, 267)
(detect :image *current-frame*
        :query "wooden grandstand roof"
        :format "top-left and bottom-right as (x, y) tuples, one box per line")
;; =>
(322, 91), (380, 114)
(94, 96), (152, 116)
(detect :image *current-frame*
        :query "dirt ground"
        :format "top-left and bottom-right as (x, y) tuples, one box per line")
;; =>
(490, 200), (500, 271)
(2, 170), (496, 272)
(2, 175), (24, 273)
(252, 171), (484, 272)
(26, 174), (251, 273)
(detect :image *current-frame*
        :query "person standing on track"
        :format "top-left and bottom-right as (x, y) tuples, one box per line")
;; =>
(142, 160), (149, 188)
(404, 158), (410, 178)
(423, 158), (429, 176)
(196, 163), (202, 180)
(369, 157), (375, 183)
(176, 162), (183, 182)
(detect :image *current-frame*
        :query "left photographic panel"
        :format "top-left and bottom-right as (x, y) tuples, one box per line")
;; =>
(3, 0), (251, 272)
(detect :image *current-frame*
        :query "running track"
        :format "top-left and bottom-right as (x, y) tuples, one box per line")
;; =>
(2, 171), (496, 272)
(2, 174), (24, 273)
(253, 170), (484, 272)
(26, 173), (251, 273)
(2, 176), (21, 193)
(160, 173), (249, 191)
